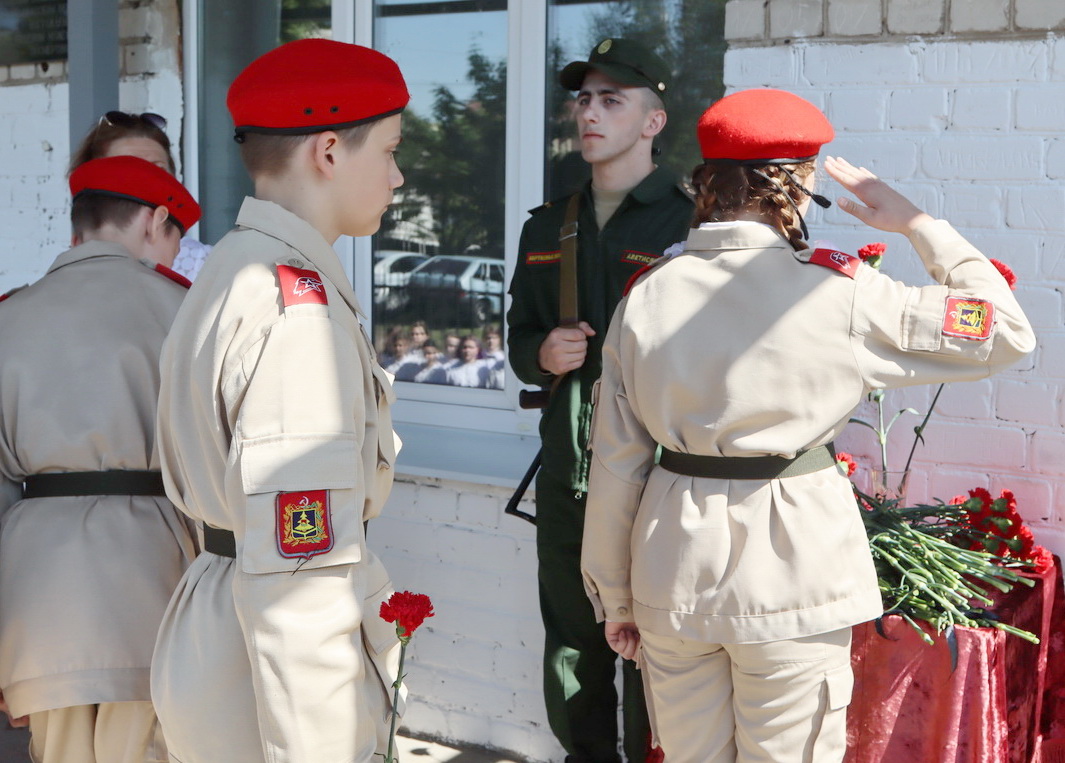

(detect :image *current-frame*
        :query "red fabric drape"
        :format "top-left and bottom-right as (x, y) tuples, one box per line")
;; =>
(846, 557), (1063, 763)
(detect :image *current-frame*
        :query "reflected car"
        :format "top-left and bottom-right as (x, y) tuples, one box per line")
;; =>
(373, 250), (429, 313)
(406, 255), (505, 325)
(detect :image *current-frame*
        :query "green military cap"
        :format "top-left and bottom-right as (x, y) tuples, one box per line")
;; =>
(559, 38), (671, 99)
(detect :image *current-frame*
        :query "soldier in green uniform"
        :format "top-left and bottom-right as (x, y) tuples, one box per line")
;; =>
(506, 38), (694, 763)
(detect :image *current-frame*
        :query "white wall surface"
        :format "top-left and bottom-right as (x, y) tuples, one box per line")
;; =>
(0, 0), (182, 292)
(720, 35), (1065, 557)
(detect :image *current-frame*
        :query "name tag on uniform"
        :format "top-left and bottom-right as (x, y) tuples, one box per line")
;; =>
(942, 297), (994, 340)
(621, 250), (660, 266)
(526, 250), (560, 265)
(276, 490), (333, 558)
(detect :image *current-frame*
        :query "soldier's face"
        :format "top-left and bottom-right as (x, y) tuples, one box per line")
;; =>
(334, 113), (404, 238)
(575, 71), (654, 167)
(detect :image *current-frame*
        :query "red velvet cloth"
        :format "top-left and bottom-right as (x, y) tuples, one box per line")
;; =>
(846, 557), (1064, 763)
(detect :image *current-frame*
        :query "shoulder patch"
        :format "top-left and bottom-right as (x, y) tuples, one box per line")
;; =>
(0, 284), (27, 304)
(807, 247), (860, 279)
(277, 264), (328, 307)
(153, 263), (192, 289)
(943, 297), (994, 340)
(276, 490), (333, 559)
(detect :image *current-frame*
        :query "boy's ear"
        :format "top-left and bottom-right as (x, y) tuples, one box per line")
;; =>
(643, 108), (667, 139)
(150, 204), (170, 233)
(309, 131), (341, 178)
(145, 205), (173, 244)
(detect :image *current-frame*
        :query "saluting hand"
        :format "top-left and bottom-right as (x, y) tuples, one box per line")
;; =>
(538, 321), (596, 376)
(824, 156), (934, 236)
(605, 621), (640, 661)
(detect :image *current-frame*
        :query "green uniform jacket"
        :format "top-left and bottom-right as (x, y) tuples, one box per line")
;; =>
(506, 166), (694, 493)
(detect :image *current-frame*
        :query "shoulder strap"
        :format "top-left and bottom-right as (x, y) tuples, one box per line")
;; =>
(547, 193), (582, 398)
(558, 193), (581, 328)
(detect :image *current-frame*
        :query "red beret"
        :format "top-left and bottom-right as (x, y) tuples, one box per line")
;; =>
(227, 39), (409, 139)
(69, 155), (201, 234)
(698, 89), (834, 164)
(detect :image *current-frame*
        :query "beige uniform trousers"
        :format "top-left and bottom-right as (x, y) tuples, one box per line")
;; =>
(639, 628), (852, 763)
(28, 701), (165, 763)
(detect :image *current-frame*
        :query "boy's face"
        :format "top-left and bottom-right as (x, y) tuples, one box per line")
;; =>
(574, 70), (655, 167)
(333, 113), (404, 237)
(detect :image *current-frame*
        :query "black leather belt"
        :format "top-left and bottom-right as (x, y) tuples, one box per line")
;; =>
(658, 444), (836, 480)
(22, 470), (166, 499)
(203, 524), (236, 558)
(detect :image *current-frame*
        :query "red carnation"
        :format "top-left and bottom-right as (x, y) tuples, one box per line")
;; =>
(380, 590), (434, 641)
(1027, 545), (1054, 574)
(858, 242), (886, 261)
(858, 242), (886, 269)
(989, 258), (1017, 290)
(835, 452), (857, 477)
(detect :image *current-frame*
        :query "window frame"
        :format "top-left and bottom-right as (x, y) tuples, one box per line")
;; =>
(183, 0), (549, 484)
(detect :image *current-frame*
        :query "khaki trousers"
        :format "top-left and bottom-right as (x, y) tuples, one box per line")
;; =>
(639, 627), (853, 763)
(28, 701), (166, 763)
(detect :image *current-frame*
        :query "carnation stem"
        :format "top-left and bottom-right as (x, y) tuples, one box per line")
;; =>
(903, 383), (945, 474)
(385, 639), (407, 763)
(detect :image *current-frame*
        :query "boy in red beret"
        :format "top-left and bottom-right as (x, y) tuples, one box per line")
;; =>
(150, 39), (409, 762)
(0, 156), (201, 762)
(582, 88), (1034, 760)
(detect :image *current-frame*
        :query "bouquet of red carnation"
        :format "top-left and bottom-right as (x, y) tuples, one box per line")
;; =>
(951, 488), (1053, 573)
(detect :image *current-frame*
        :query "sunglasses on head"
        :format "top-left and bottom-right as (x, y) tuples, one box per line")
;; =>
(100, 111), (168, 131)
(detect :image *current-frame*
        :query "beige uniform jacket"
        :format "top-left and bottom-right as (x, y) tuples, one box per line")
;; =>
(153, 198), (402, 763)
(0, 242), (198, 717)
(582, 220), (1035, 645)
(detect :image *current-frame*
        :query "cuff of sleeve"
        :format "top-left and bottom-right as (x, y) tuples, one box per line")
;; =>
(509, 331), (555, 384)
(601, 598), (635, 623)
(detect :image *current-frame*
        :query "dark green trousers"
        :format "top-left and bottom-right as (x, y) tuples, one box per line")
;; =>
(536, 470), (650, 763)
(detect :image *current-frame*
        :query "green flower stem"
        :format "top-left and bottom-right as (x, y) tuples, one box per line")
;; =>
(382, 636), (409, 763)
(902, 383), (944, 474)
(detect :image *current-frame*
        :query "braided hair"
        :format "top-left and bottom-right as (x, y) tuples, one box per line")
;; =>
(690, 160), (816, 251)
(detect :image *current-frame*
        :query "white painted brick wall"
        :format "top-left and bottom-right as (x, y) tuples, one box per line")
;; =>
(727, 35), (1065, 560)
(374, 478), (563, 760)
(0, 0), (183, 293)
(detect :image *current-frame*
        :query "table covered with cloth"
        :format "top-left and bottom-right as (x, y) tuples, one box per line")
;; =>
(846, 556), (1064, 762)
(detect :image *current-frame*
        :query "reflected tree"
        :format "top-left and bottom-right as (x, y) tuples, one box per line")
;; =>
(547, 0), (728, 198)
(381, 50), (507, 260)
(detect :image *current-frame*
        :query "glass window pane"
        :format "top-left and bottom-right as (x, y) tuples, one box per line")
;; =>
(196, 0), (332, 244)
(372, 0), (508, 391)
(545, 0), (728, 200)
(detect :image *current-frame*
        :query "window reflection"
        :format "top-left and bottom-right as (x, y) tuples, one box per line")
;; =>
(372, 0), (508, 390)
(545, 0), (728, 200)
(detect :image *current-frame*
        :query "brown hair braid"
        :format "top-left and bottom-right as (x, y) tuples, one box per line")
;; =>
(690, 160), (816, 251)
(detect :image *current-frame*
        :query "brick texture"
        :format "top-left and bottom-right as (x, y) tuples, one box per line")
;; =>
(727, 29), (1065, 560)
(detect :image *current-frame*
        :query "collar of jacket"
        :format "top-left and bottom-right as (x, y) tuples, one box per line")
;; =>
(683, 220), (792, 254)
(583, 164), (679, 207)
(47, 240), (134, 275)
(235, 196), (368, 319)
